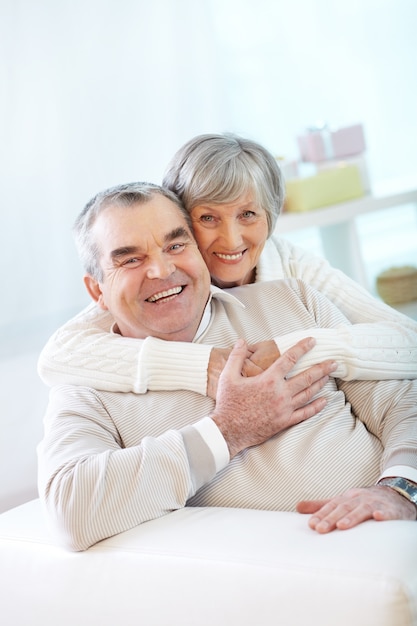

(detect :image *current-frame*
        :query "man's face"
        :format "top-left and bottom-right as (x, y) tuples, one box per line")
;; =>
(86, 195), (211, 342)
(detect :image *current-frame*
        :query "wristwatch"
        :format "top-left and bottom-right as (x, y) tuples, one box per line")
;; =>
(377, 477), (417, 509)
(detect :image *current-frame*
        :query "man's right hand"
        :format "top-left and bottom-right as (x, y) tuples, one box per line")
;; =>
(210, 337), (337, 459)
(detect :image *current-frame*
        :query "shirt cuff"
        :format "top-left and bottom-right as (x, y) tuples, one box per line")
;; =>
(378, 465), (417, 484)
(192, 416), (230, 473)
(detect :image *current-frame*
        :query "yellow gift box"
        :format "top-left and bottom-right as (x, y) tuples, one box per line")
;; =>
(284, 164), (364, 212)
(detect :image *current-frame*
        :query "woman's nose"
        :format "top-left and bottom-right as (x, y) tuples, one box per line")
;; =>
(218, 221), (243, 249)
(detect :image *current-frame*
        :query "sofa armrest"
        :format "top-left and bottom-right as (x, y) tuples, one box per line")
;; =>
(0, 499), (416, 626)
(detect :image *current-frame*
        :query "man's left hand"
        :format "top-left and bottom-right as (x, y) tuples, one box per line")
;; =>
(296, 485), (417, 532)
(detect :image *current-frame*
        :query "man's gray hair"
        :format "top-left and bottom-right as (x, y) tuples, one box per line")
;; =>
(73, 182), (191, 282)
(162, 133), (284, 236)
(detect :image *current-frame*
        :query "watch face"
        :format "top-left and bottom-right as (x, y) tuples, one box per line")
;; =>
(379, 477), (417, 505)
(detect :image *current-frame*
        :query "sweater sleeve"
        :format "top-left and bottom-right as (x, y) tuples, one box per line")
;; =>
(38, 386), (229, 551)
(337, 377), (417, 482)
(269, 238), (417, 379)
(275, 324), (417, 380)
(37, 302), (212, 395)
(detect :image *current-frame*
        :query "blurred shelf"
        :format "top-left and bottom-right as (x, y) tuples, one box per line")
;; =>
(278, 181), (417, 233)
(275, 179), (417, 290)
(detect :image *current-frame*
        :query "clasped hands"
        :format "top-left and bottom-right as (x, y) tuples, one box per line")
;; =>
(208, 338), (416, 530)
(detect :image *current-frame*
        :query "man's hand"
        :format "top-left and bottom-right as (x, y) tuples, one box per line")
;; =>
(207, 340), (280, 399)
(297, 485), (417, 533)
(210, 337), (337, 459)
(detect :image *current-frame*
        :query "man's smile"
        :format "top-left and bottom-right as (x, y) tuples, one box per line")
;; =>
(146, 285), (184, 303)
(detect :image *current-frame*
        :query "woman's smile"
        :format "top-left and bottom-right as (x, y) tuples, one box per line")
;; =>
(190, 191), (269, 288)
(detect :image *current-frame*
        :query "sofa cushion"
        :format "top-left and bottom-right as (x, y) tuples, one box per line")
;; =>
(0, 499), (416, 626)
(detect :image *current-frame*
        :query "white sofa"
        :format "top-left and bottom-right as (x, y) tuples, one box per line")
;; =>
(1, 498), (416, 626)
(1, 350), (416, 626)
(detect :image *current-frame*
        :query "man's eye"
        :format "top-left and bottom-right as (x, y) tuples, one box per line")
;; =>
(200, 215), (215, 222)
(169, 243), (186, 253)
(123, 257), (141, 266)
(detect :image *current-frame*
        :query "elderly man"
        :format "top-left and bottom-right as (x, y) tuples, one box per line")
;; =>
(37, 182), (417, 551)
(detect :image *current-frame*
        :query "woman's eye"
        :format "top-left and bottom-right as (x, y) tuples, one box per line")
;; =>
(241, 211), (256, 219)
(200, 215), (215, 222)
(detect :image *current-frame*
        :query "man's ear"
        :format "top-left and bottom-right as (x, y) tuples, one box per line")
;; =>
(84, 275), (108, 310)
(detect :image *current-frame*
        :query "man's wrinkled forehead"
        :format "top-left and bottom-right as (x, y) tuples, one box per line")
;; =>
(94, 196), (196, 255)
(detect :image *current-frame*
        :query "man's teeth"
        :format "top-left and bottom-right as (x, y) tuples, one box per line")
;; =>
(216, 252), (243, 260)
(147, 286), (183, 302)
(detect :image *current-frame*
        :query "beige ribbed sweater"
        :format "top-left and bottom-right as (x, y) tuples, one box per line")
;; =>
(38, 279), (417, 551)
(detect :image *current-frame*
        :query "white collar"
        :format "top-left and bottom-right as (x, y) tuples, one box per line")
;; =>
(194, 285), (245, 340)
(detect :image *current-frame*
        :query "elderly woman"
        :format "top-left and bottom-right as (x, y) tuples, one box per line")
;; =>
(38, 134), (417, 395)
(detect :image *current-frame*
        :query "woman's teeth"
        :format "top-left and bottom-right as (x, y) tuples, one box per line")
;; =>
(215, 252), (243, 260)
(147, 286), (183, 302)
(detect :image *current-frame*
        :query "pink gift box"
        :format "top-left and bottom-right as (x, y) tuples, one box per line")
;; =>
(297, 123), (366, 163)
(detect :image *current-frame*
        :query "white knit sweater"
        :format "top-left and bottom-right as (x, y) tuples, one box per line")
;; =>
(38, 237), (417, 393)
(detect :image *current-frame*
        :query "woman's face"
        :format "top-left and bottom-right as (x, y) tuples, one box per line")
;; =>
(190, 191), (269, 288)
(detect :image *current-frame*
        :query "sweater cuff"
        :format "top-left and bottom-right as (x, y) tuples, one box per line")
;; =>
(274, 328), (348, 379)
(137, 337), (213, 395)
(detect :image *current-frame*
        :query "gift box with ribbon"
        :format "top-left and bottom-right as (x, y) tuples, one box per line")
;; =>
(284, 162), (365, 213)
(297, 123), (366, 163)
(316, 154), (371, 193)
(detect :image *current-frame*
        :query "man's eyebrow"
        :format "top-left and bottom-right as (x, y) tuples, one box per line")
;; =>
(109, 228), (192, 260)
(166, 226), (192, 242)
(110, 246), (141, 260)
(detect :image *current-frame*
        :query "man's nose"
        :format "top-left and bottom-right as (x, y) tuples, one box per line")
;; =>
(145, 255), (175, 279)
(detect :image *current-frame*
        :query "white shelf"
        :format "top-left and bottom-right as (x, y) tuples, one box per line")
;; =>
(277, 182), (417, 234)
(275, 179), (417, 290)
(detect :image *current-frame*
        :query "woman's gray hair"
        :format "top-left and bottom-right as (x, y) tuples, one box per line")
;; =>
(162, 133), (284, 236)
(73, 181), (191, 282)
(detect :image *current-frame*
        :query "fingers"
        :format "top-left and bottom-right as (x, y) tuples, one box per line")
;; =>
(290, 372), (333, 409)
(241, 360), (264, 377)
(296, 499), (329, 514)
(219, 339), (248, 380)
(275, 337), (317, 377)
(297, 486), (417, 533)
(288, 361), (338, 396)
(290, 395), (327, 424)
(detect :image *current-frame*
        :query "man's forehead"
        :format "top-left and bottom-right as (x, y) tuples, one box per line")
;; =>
(95, 198), (192, 252)
(98, 197), (188, 229)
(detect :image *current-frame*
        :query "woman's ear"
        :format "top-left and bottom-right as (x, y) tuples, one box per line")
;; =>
(84, 275), (108, 310)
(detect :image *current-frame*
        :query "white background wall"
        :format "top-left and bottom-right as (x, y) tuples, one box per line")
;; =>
(1, 0), (417, 354)
(1, 0), (417, 511)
